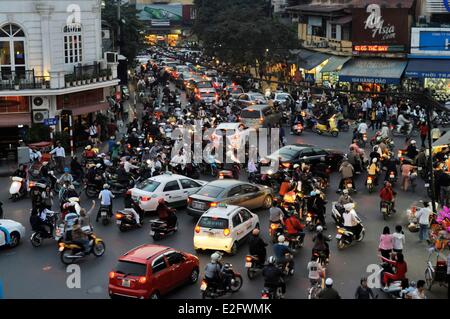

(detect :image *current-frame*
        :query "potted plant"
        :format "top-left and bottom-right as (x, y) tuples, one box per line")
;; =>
(14, 77), (20, 90)
(107, 68), (113, 80)
(92, 74), (97, 83)
(102, 70), (107, 81)
(41, 80), (47, 89)
(76, 75), (81, 86)
(85, 74), (91, 84)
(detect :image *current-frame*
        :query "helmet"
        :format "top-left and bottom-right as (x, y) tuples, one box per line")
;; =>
(344, 203), (354, 211)
(96, 163), (102, 168)
(372, 158), (378, 163)
(376, 136), (382, 142)
(316, 225), (323, 233)
(310, 191), (317, 197)
(63, 167), (69, 173)
(110, 136), (115, 140)
(85, 145), (92, 150)
(325, 278), (333, 286)
(411, 140), (416, 144)
(342, 189), (349, 195)
(278, 235), (285, 243)
(222, 263), (231, 271)
(382, 122), (387, 126)
(211, 252), (222, 263)
(103, 184), (109, 189)
(385, 181), (392, 187)
(267, 256), (276, 265)
(68, 185), (75, 190)
(293, 164), (300, 169)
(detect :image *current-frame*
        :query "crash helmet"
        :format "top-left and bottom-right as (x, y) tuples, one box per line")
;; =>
(342, 189), (349, 195)
(211, 252), (222, 263)
(310, 190), (317, 197)
(96, 163), (102, 168)
(132, 128), (137, 132)
(68, 184), (75, 190)
(316, 225), (323, 233)
(64, 167), (69, 173)
(372, 158), (378, 163)
(278, 235), (285, 243)
(158, 198), (165, 204)
(267, 256), (276, 265)
(85, 145), (92, 150)
(325, 278), (333, 286)
(103, 184), (110, 189)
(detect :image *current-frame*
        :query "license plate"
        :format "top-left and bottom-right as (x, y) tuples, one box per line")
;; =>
(149, 230), (155, 236)
(116, 220), (121, 225)
(245, 262), (252, 268)
(101, 212), (107, 217)
(306, 217), (312, 222)
(425, 183), (429, 187)
(200, 282), (207, 291)
(418, 167), (422, 171)
(122, 279), (131, 288)
(261, 295), (269, 299)
(335, 234), (342, 239)
(192, 202), (204, 209)
(367, 179), (372, 184)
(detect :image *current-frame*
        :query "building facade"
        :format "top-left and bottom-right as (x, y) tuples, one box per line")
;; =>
(0, 0), (119, 156)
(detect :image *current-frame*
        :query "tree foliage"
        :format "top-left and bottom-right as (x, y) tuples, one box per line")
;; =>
(102, 0), (144, 65)
(193, 0), (298, 69)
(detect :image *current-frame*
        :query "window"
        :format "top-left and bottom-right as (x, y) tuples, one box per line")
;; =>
(136, 179), (161, 193)
(0, 23), (26, 79)
(180, 179), (201, 189)
(313, 148), (328, 156)
(239, 209), (253, 222)
(228, 186), (243, 197)
(151, 256), (167, 274)
(196, 185), (225, 198)
(164, 180), (180, 192)
(114, 261), (147, 277)
(232, 213), (242, 227)
(64, 25), (82, 64)
(299, 149), (315, 157)
(243, 185), (259, 193)
(331, 24), (337, 39)
(166, 252), (185, 266)
(198, 217), (229, 229)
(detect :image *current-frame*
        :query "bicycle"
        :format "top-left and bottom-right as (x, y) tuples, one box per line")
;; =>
(424, 247), (448, 291)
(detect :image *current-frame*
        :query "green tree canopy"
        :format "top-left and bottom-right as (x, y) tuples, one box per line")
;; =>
(193, 0), (298, 69)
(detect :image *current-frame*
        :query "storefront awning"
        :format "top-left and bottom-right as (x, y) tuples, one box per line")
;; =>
(433, 131), (450, 147)
(321, 56), (351, 73)
(0, 113), (31, 127)
(295, 49), (331, 71)
(405, 59), (450, 79)
(338, 58), (407, 84)
(65, 102), (109, 116)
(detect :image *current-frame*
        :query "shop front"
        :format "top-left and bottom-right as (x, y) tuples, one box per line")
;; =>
(338, 58), (407, 93)
(294, 49), (331, 85)
(320, 55), (351, 87)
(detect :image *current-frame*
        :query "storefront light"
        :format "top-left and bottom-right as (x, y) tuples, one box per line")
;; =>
(18, 125), (23, 128)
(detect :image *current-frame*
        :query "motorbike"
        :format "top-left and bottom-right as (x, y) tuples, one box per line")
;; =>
(342, 178), (355, 194)
(314, 115), (339, 137)
(30, 211), (64, 247)
(245, 255), (264, 279)
(278, 253), (295, 277)
(115, 209), (143, 232)
(292, 122), (304, 135)
(261, 286), (283, 299)
(392, 123), (417, 137)
(9, 176), (28, 201)
(149, 216), (178, 241)
(387, 171), (397, 185)
(200, 264), (243, 299)
(380, 201), (394, 220)
(285, 233), (304, 251)
(58, 232), (105, 265)
(269, 222), (284, 243)
(305, 211), (319, 231)
(99, 205), (112, 226)
(335, 219), (365, 249)
(366, 175), (376, 193)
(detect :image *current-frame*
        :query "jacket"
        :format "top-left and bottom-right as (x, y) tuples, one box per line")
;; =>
(339, 162), (354, 178)
(248, 235), (267, 257)
(284, 216), (304, 235)
(318, 287), (341, 299)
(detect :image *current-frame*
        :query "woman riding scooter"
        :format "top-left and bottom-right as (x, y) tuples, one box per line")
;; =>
(156, 198), (177, 228)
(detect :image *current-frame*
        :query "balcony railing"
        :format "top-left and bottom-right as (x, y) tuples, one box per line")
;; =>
(65, 62), (113, 88)
(0, 70), (50, 91)
(300, 35), (352, 53)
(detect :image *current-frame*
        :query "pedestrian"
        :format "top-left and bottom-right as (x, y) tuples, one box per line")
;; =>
(419, 122), (428, 148)
(318, 278), (341, 299)
(50, 141), (66, 173)
(415, 202), (432, 242)
(378, 226), (393, 259)
(88, 122), (98, 144)
(368, 108), (376, 131)
(401, 160), (414, 191)
(392, 225), (405, 254)
(447, 253), (450, 299)
(354, 277), (375, 299)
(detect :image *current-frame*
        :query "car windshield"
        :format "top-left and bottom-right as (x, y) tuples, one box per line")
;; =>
(197, 185), (225, 198)
(197, 81), (212, 88)
(273, 146), (301, 159)
(250, 95), (265, 101)
(241, 110), (261, 119)
(136, 179), (161, 193)
(276, 94), (289, 100)
(114, 261), (147, 277)
(198, 217), (229, 229)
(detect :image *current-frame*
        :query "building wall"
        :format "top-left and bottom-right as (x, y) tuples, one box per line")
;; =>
(0, 0), (103, 76)
(134, 0), (194, 4)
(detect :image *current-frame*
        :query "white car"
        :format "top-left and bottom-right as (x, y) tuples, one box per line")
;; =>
(272, 92), (294, 106)
(0, 219), (25, 248)
(130, 172), (207, 212)
(193, 204), (259, 255)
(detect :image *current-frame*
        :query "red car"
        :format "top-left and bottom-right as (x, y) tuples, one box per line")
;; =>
(108, 244), (199, 299)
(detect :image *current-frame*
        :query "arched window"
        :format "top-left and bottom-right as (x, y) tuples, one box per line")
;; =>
(0, 23), (26, 79)
(64, 24), (82, 64)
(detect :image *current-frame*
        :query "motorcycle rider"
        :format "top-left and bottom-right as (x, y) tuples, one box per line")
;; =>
(310, 190), (327, 229)
(307, 255), (324, 286)
(273, 235), (294, 270)
(367, 158), (380, 186)
(284, 211), (305, 246)
(12, 164), (28, 195)
(380, 122), (390, 139)
(262, 256), (286, 298)
(58, 167), (73, 186)
(204, 252), (223, 288)
(379, 181), (396, 213)
(348, 147), (362, 174)
(318, 278), (341, 299)
(312, 228), (330, 260)
(269, 201), (285, 225)
(71, 219), (91, 254)
(343, 203), (362, 240)
(397, 112), (411, 133)
(338, 159), (355, 192)
(338, 189), (354, 206)
(405, 140), (418, 160)
(96, 184), (114, 222)
(248, 228), (267, 266)
(70, 156), (84, 182)
(156, 198), (177, 228)
(123, 190), (143, 226)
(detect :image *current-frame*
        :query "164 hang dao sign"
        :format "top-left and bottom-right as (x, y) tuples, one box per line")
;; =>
(352, 4), (410, 53)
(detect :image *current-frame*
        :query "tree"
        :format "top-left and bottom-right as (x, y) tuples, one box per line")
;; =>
(102, 0), (144, 66)
(193, 0), (298, 74)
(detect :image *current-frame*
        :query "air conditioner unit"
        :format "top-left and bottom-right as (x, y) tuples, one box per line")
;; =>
(31, 96), (50, 109)
(33, 109), (49, 124)
(104, 52), (118, 63)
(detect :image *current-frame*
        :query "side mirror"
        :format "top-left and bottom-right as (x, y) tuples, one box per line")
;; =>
(320, 157), (325, 162)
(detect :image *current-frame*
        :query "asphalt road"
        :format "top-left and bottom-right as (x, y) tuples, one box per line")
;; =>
(0, 85), (447, 299)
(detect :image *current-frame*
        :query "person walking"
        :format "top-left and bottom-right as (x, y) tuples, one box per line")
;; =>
(392, 225), (405, 254)
(50, 141), (66, 173)
(378, 226), (394, 259)
(419, 122), (428, 149)
(415, 202), (432, 242)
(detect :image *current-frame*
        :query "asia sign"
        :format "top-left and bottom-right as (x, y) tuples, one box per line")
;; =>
(352, 4), (410, 52)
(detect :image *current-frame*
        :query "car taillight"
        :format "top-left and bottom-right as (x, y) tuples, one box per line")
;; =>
(141, 196), (151, 201)
(261, 293), (269, 299)
(109, 271), (116, 279)
(246, 256), (252, 262)
(195, 225), (201, 233)
(223, 228), (230, 236)
(187, 197), (192, 205)
(138, 276), (147, 284)
(210, 202), (218, 207)
(115, 213), (124, 219)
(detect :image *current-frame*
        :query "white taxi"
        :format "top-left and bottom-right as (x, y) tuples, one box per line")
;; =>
(0, 219), (25, 248)
(193, 204), (259, 255)
(130, 172), (207, 213)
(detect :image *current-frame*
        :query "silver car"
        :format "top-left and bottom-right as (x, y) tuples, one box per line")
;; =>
(187, 179), (274, 217)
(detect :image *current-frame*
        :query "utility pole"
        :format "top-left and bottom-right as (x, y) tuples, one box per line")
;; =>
(425, 100), (437, 213)
(117, 0), (121, 54)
